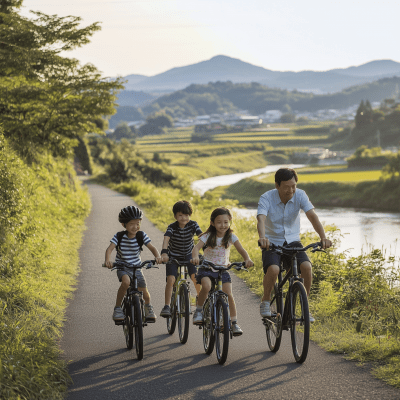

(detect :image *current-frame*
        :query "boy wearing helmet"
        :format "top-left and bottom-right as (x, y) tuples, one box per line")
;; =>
(105, 205), (162, 322)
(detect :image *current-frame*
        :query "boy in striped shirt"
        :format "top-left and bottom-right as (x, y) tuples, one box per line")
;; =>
(105, 206), (161, 322)
(160, 200), (202, 317)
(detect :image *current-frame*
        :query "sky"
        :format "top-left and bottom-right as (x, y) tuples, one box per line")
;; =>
(20, 0), (400, 79)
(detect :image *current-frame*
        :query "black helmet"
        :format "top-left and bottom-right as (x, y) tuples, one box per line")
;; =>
(118, 206), (143, 223)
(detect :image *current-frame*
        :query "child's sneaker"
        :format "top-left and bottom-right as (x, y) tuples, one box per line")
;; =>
(231, 321), (243, 336)
(193, 310), (203, 325)
(112, 307), (124, 321)
(160, 305), (171, 318)
(144, 304), (156, 322)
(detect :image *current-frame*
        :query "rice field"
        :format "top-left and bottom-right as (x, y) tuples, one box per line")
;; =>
(256, 168), (382, 183)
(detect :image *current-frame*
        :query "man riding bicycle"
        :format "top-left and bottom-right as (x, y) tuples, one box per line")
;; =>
(257, 168), (332, 322)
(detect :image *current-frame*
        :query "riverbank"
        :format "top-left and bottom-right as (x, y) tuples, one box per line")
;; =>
(216, 172), (400, 212)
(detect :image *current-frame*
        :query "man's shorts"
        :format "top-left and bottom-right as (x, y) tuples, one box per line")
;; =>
(166, 255), (197, 280)
(262, 241), (311, 275)
(196, 268), (232, 285)
(117, 267), (147, 288)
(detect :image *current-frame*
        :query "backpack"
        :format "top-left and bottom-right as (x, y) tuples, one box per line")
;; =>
(116, 230), (144, 255)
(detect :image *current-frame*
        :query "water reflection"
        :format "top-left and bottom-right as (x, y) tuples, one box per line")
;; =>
(234, 207), (400, 260)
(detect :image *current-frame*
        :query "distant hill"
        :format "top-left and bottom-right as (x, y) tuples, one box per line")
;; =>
(116, 90), (157, 107)
(123, 55), (400, 94)
(139, 77), (400, 118)
(122, 74), (148, 90)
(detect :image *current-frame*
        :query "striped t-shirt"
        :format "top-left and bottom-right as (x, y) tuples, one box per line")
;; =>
(111, 231), (151, 265)
(165, 220), (202, 258)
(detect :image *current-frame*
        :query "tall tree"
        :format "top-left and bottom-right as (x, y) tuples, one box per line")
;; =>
(0, 0), (123, 160)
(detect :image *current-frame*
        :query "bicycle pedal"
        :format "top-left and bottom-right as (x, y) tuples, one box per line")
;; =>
(145, 318), (156, 323)
(114, 319), (124, 326)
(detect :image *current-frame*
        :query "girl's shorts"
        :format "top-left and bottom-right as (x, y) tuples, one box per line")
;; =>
(166, 255), (197, 281)
(117, 268), (147, 288)
(196, 268), (231, 285)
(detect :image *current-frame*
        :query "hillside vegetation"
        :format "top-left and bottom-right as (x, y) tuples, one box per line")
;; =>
(0, 132), (90, 399)
(0, 2), (120, 398)
(109, 78), (400, 126)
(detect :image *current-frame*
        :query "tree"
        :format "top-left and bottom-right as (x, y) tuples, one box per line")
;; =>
(110, 122), (136, 141)
(146, 113), (174, 128)
(280, 113), (296, 123)
(0, 1), (123, 160)
(355, 100), (373, 128)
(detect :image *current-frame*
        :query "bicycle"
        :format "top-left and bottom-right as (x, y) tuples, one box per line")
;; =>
(102, 259), (158, 360)
(198, 260), (248, 365)
(165, 258), (193, 344)
(260, 241), (325, 364)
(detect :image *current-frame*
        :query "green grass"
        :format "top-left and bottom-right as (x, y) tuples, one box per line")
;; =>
(0, 139), (91, 400)
(256, 168), (382, 183)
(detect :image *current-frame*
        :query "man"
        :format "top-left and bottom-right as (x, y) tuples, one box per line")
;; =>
(257, 168), (332, 321)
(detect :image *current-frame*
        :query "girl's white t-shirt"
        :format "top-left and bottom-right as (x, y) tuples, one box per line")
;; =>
(199, 232), (238, 270)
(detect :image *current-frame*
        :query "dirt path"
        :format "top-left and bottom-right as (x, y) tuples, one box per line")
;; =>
(60, 180), (400, 399)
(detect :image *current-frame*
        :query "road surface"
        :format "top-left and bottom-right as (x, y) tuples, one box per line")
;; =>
(61, 181), (400, 399)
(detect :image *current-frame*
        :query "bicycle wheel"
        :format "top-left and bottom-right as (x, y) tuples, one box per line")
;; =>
(266, 283), (283, 353)
(167, 290), (177, 335)
(177, 284), (190, 344)
(215, 297), (230, 365)
(290, 281), (310, 363)
(123, 299), (133, 350)
(132, 295), (144, 360)
(203, 298), (215, 355)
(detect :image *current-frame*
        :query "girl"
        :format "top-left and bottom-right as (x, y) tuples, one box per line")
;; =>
(191, 207), (253, 336)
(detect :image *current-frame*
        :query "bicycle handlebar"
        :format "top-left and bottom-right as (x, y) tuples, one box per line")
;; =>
(258, 241), (325, 254)
(199, 260), (249, 272)
(102, 260), (159, 271)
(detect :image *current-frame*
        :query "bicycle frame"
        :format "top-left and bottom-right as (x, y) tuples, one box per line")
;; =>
(170, 262), (191, 314)
(208, 274), (230, 334)
(272, 255), (303, 331)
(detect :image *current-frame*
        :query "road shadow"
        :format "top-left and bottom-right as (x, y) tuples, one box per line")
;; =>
(66, 341), (306, 400)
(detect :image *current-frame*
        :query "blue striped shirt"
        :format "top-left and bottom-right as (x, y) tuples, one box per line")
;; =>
(165, 220), (202, 258)
(111, 231), (151, 265)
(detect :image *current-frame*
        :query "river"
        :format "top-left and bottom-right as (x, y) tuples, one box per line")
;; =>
(192, 165), (400, 260)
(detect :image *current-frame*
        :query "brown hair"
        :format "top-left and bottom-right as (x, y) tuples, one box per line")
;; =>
(200, 207), (233, 249)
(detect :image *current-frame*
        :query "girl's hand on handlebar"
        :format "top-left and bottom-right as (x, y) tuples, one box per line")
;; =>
(105, 260), (113, 269)
(244, 259), (254, 269)
(191, 256), (200, 266)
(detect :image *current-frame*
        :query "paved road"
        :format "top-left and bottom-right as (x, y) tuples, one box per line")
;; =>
(61, 181), (400, 400)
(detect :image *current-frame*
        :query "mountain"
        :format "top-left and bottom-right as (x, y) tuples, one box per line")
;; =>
(122, 74), (148, 90)
(123, 56), (400, 94)
(116, 90), (157, 107)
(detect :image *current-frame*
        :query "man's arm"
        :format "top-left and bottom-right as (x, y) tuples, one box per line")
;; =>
(305, 209), (332, 249)
(257, 214), (270, 249)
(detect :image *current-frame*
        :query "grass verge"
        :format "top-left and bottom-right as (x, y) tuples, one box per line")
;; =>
(0, 135), (91, 400)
